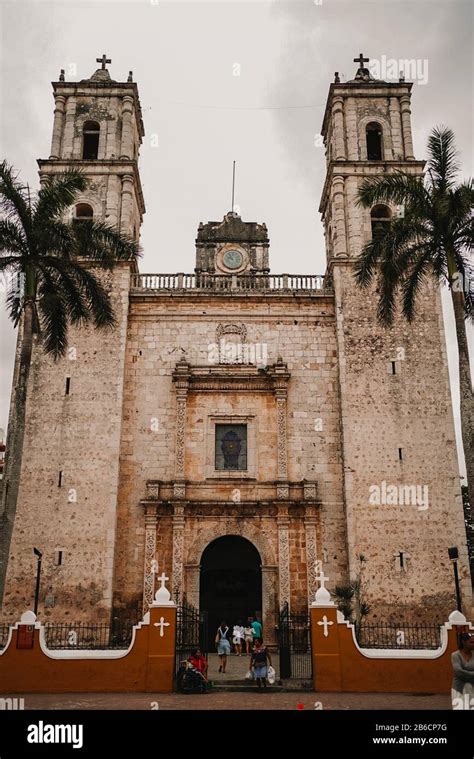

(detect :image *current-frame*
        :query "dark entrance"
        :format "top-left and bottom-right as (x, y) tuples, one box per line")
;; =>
(200, 536), (262, 647)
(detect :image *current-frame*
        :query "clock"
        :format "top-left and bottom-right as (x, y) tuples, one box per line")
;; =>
(222, 249), (244, 270)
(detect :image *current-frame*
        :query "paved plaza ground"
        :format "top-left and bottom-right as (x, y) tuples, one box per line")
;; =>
(16, 691), (450, 711)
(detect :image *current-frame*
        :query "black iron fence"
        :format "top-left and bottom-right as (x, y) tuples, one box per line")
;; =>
(277, 603), (312, 680)
(355, 623), (442, 649)
(175, 600), (208, 675)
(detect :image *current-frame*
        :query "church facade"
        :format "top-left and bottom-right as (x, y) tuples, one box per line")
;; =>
(1, 57), (472, 640)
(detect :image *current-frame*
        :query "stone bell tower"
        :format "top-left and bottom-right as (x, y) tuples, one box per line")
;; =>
(319, 55), (472, 620)
(0, 58), (146, 622)
(38, 54), (145, 239)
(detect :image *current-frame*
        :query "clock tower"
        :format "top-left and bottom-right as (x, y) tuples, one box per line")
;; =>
(195, 211), (269, 275)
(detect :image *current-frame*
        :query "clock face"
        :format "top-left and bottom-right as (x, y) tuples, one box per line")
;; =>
(222, 249), (243, 270)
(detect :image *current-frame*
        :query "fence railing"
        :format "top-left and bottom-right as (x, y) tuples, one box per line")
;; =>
(355, 623), (442, 649)
(131, 273), (327, 293)
(41, 621), (139, 650)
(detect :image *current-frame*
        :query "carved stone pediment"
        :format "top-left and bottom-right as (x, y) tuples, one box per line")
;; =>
(171, 360), (290, 394)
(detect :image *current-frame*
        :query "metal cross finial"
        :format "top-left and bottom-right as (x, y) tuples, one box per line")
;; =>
(353, 53), (369, 68)
(96, 54), (111, 70)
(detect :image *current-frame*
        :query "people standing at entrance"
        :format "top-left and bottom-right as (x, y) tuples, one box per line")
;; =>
(244, 622), (254, 655)
(233, 620), (244, 655)
(215, 621), (231, 673)
(251, 616), (263, 642)
(451, 632), (474, 709)
(249, 638), (272, 690)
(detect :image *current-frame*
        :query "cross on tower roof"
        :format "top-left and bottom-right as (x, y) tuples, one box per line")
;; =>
(96, 54), (111, 70)
(353, 53), (369, 68)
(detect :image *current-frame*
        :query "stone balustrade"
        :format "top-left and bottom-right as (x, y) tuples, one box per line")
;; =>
(131, 272), (328, 293)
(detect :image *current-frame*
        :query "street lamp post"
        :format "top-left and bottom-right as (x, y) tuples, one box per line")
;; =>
(448, 546), (462, 613)
(33, 547), (42, 615)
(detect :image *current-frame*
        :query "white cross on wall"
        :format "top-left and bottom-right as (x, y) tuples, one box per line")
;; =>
(154, 616), (170, 637)
(317, 614), (334, 638)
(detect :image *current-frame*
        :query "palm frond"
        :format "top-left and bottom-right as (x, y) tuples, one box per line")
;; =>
(60, 260), (116, 329)
(36, 259), (89, 326)
(401, 253), (433, 321)
(0, 219), (27, 254)
(72, 221), (140, 266)
(426, 126), (459, 190)
(0, 160), (32, 237)
(36, 273), (68, 359)
(33, 170), (87, 225)
(357, 172), (428, 210)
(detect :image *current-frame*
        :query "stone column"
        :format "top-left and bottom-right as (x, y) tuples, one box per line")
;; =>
(389, 97), (404, 160)
(274, 359), (290, 499)
(61, 96), (77, 159)
(120, 173), (134, 235)
(185, 563), (200, 610)
(332, 96), (346, 160)
(332, 175), (347, 257)
(345, 97), (358, 160)
(49, 95), (66, 159)
(173, 357), (190, 499)
(304, 508), (319, 604)
(142, 504), (158, 614)
(120, 95), (134, 159)
(261, 565), (278, 646)
(400, 95), (415, 160)
(171, 504), (185, 602)
(277, 506), (290, 609)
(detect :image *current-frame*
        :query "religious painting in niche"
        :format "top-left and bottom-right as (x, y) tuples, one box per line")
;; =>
(215, 424), (247, 470)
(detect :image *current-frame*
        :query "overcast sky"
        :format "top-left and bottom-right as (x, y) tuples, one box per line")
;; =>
(0, 0), (472, 477)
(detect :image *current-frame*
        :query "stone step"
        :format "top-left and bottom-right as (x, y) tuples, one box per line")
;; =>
(208, 679), (313, 693)
(210, 683), (287, 693)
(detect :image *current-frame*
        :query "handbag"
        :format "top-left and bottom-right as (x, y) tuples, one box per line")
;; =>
(245, 669), (254, 680)
(267, 665), (276, 684)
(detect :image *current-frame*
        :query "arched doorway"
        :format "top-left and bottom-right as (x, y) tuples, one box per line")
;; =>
(200, 536), (262, 646)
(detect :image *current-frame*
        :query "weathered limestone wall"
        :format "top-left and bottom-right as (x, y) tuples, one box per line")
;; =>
(333, 263), (471, 621)
(1, 265), (132, 622)
(111, 293), (348, 617)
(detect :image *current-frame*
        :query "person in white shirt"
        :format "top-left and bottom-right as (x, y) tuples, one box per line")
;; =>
(232, 620), (245, 655)
(244, 621), (254, 655)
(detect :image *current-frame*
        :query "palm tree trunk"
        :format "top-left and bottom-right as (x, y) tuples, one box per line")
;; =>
(0, 300), (34, 605)
(451, 287), (474, 502)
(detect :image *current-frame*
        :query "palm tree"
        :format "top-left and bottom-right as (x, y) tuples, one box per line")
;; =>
(0, 162), (140, 602)
(355, 126), (473, 502)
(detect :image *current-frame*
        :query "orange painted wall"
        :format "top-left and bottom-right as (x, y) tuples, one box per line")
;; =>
(0, 606), (176, 693)
(310, 606), (462, 693)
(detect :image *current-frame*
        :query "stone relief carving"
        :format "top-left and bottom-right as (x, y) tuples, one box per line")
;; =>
(276, 396), (288, 479)
(305, 522), (318, 602)
(143, 525), (157, 613)
(175, 395), (187, 478)
(277, 522), (290, 608)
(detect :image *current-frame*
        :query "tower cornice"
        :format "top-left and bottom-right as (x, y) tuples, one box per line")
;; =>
(318, 159), (425, 216)
(321, 81), (413, 138)
(37, 158), (146, 215)
(51, 80), (145, 138)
